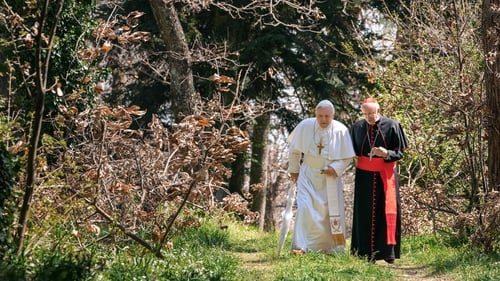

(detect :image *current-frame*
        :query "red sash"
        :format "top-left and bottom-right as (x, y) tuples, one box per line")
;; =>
(356, 156), (397, 245)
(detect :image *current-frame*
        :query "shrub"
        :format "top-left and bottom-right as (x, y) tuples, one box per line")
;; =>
(0, 255), (26, 281)
(32, 250), (93, 281)
(0, 141), (18, 259)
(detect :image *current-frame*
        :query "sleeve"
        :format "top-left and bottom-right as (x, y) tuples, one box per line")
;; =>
(327, 158), (352, 176)
(287, 121), (306, 173)
(348, 122), (362, 156)
(288, 149), (302, 173)
(385, 121), (409, 162)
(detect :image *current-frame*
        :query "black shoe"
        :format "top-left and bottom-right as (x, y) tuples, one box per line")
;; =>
(384, 258), (395, 264)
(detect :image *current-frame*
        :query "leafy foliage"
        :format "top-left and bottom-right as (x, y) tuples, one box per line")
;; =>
(347, 0), (497, 253)
(0, 0), (156, 255)
(22, 90), (258, 257)
(0, 254), (26, 281)
(176, 217), (231, 249)
(101, 239), (239, 281)
(0, 141), (18, 258)
(1, 2), (497, 277)
(403, 234), (500, 280)
(32, 250), (92, 281)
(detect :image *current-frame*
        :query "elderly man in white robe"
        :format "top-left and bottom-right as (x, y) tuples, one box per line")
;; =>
(287, 100), (355, 255)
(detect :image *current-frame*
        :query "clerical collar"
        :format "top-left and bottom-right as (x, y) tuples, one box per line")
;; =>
(366, 118), (381, 126)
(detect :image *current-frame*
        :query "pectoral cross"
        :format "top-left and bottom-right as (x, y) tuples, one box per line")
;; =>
(317, 141), (325, 154)
(368, 152), (374, 161)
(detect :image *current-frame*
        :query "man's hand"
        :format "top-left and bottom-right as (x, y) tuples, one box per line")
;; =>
(290, 173), (299, 183)
(321, 166), (337, 177)
(370, 146), (389, 158)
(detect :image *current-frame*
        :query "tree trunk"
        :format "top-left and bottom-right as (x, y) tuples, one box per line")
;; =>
(264, 164), (286, 232)
(148, 0), (195, 122)
(0, 51), (6, 101)
(15, 89), (45, 256)
(249, 113), (270, 231)
(482, 0), (500, 191)
(229, 152), (246, 194)
(229, 120), (252, 195)
(15, 0), (65, 255)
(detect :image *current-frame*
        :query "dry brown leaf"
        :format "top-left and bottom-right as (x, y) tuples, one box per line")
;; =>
(100, 41), (113, 53)
(125, 105), (147, 116)
(110, 180), (132, 194)
(83, 169), (98, 181)
(97, 106), (113, 116)
(85, 223), (101, 236)
(217, 75), (236, 84)
(197, 116), (212, 127)
(9, 138), (25, 154)
(152, 229), (166, 242)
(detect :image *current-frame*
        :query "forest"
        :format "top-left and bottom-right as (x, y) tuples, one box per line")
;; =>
(0, 0), (499, 280)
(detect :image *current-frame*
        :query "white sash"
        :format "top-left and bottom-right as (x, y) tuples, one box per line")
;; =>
(326, 177), (345, 235)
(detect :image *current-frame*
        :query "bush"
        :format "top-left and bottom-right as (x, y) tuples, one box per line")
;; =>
(100, 222), (238, 281)
(101, 246), (239, 281)
(470, 192), (500, 254)
(0, 141), (18, 259)
(177, 220), (231, 249)
(32, 250), (93, 281)
(0, 255), (26, 281)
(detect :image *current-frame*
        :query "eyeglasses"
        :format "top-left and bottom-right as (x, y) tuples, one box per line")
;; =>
(361, 112), (378, 116)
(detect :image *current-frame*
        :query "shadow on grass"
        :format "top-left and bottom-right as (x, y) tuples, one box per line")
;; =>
(386, 264), (443, 279)
(228, 238), (263, 253)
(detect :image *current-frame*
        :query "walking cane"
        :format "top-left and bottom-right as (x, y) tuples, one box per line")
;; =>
(277, 183), (296, 255)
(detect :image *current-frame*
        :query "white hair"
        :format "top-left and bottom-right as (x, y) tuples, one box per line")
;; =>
(361, 101), (380, 111)
(315, 100), (335, 115)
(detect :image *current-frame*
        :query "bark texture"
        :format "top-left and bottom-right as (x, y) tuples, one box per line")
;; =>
(249, 113), (271, 231)
(482, 0), (500, 191)
(148, 0), (195, 122)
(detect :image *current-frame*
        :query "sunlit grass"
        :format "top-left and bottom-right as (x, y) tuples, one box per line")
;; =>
(225, 223), (395, 280)
(225, 221), (499, 281)
(272, 251), (393, 281)
(401, 234), (500, 281)
(3, 215), (498, 280)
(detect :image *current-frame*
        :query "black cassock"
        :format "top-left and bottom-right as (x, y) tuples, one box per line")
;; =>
(349, 116), (408, 261)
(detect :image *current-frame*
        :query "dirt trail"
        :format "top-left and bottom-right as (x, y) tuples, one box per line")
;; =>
(251, 173), (453, 280)
(236, 252), (274, 280)
(376, 261), (451, 281)
(238, 251), (451, 281)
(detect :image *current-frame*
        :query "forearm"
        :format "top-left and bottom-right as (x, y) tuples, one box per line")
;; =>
(327, 158), (353, 176)
(288, 150), (302, 173)
(385, 149), (404, 162)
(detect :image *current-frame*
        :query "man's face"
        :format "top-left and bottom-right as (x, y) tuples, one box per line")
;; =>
(315, 107), (333, 128)
(361, 103), (380, 125)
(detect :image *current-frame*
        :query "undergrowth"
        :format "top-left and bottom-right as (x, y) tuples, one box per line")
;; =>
(1, 217), (498, 280)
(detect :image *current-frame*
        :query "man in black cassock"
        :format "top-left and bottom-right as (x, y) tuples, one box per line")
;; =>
(349, 98), (408, 264)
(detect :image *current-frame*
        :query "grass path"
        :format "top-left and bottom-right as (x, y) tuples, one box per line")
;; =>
(226, 223), (497, 280)
(236, 252), (274, 281)
(226, 222), (500, 281)
(376, 261), (451, 281)
(229, 228), (453, 281)
(236, 250), (452, 281)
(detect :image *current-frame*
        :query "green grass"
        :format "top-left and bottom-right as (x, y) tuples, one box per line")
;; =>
(400, 235), (500, 281)
(226, 222), (393, 281)
(223, 220), (499, 281)
(2, 217), (498, 280)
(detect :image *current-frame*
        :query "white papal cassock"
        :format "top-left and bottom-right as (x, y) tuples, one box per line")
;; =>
(288, 118), (355, 254)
